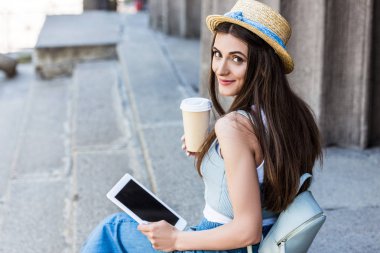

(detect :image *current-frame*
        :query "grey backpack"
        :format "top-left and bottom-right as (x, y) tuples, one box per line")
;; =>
(258, 173), (326, 253)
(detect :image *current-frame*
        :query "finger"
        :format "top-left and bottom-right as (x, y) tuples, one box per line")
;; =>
(139, 230), (149, 237)
(137, 224), (151, 232)
(182, 144), (186, 150)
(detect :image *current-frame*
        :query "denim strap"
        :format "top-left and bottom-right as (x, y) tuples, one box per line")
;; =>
(224, 11), (286, 49)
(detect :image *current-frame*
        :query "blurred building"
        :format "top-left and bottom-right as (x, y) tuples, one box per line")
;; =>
(83, 0), (118, 11)
(149, 0), (380, 148)
(0, 0), (82, 54)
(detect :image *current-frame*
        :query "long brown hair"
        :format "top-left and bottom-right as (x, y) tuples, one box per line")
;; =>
(196, 23), (323, 213)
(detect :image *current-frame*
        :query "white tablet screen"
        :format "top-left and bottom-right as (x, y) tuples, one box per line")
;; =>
(115, 180), (179, 226)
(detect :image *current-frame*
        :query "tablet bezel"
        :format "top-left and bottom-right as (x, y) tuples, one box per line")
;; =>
(107, 173), (187, 230)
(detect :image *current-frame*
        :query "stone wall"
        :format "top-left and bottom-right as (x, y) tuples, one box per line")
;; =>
(281, 0), (325, 127)
(148, 0), (163, 30)
(148, 0), (201, 38)
(320, 0), (373, 147)
(283, 0), (376, 148)
(83, 0), (117, 10)
(370, 0), (380, 145)
(185, 0), (202, 37)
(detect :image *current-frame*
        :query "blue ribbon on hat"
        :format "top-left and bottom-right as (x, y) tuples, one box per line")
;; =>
(224, 11), (286, 49)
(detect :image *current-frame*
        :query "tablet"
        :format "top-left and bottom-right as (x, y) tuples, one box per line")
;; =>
(107, 173), (187, 230)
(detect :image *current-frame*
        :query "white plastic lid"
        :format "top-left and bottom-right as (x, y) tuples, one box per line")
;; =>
(180, 97), (212, 112)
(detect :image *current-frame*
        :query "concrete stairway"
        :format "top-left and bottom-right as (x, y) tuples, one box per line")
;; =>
(0, 60), (150, 252)
(0, 27), (204, 250)
(34, 11), (123, 79)
(0, 64), (73, 252)
(0, 11), (204, 253)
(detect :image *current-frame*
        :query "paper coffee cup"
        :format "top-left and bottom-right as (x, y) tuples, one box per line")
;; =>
(180, 97), (212, 152)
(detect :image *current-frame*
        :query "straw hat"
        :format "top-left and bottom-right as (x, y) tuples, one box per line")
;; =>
(206, 0), (294, 73)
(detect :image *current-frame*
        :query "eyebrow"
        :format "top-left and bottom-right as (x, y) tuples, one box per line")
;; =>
(213, 47), (247, 59)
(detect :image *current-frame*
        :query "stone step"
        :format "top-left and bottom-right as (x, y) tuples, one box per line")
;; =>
(0, 179), (70, 253)
(0, 64), (68, 190)
(34, 11), (123, 79)
(0, 65), (72, 252)
(118, 13), (204, 225)
(158, 34), (201, 94)
(118, 13), (190, 126)
(72, 61), (128, 150)
(73, 151), (144, 251)
(0, 64), (32, 199)
(14, 77), (70, 177)
(0, 59), (152, 252)
(71, 60), (152, 250)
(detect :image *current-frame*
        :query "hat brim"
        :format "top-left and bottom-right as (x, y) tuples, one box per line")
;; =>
(206, 15), (294, 74)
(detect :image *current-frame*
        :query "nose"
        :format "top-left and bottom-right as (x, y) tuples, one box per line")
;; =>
(214, 58), (229, 76)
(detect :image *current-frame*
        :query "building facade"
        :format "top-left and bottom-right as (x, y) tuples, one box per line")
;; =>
(149, 0), (380, 148)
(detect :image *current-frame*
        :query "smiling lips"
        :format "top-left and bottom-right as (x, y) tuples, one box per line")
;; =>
(218, 79), (235, 86)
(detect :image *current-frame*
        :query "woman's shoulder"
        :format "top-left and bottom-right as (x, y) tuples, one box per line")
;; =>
(215, 111), (264, 167)
(215, 111), (257, 141)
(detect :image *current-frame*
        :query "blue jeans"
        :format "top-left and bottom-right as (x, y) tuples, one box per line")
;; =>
(81, 213), (272, 253)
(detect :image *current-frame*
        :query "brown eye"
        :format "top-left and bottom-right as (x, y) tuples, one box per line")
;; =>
(213, 51), (222, 58)
(232, 56), (243, 63)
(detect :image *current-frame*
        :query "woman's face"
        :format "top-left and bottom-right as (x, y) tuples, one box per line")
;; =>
(212, 32), (248, 97)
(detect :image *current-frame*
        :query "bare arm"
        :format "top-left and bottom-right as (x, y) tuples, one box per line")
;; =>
(174, 112), (263, 251)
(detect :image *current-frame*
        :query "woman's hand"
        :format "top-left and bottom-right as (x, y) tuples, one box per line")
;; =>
(181, 135), (197, 157)
(137, 220), (179, 252)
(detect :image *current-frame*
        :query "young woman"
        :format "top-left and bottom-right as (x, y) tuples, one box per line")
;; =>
(81, 1), (322, 252)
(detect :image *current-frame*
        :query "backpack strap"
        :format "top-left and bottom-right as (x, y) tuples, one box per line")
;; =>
(298, 173), (312, 193)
